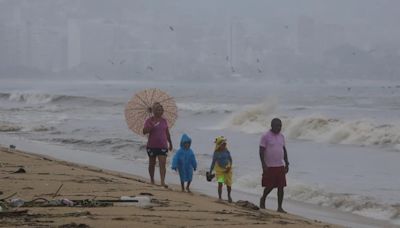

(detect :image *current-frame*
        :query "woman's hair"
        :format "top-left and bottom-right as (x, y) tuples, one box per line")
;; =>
(152, 102), (163, 113)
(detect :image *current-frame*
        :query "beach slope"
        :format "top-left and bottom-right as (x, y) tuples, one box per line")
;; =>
(0, 147), (337, 228)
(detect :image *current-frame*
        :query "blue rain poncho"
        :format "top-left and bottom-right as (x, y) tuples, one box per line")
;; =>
(171, 134), (197, 182)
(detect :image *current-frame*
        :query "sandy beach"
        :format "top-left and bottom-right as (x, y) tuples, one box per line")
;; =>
(0, 146), (337, 228)
(2, 0), (400, 227)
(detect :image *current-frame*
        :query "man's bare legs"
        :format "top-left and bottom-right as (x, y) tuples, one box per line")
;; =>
(260, 187), (286, 213)
(277, 187), (287, 213)
(259, 187), (273, 209)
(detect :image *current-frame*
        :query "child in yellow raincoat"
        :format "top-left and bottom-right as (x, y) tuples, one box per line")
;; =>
(209, 136), (233, 202)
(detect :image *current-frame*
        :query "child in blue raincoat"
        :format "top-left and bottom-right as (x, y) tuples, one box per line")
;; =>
(171, 134), (197, 192)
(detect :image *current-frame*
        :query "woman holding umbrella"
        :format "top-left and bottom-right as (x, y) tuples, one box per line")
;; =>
(143, 102), (173, 187)
(125, 88), (177, 187)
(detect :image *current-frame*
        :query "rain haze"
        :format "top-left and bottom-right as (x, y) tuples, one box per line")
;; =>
(1, 1), (400, 228)
(1, 0), (400, 81)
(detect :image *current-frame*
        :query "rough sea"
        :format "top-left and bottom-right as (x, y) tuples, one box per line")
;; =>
(1, 78), (400, 227)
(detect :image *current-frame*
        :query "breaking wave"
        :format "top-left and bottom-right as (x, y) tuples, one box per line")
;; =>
(0, 92), (121, 106)
(177, 102), (237, 114)
(0, 122), (22, 132)
(284, 117), (400, 146)
(222, 102), (400, 147)
(49, 137), (148, 160)
(0, 122), (55, 132)
(286, 184), (400, 222)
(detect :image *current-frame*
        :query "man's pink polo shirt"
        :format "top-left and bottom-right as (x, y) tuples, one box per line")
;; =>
(260, 130), (285, 167)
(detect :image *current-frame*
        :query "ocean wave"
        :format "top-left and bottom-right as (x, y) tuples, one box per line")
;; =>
(0, 122), (56, 133)
(177, 102), (237, 114)
(0, 122), (22, 132)
(214, 100), (278, 133)
(222, 102), (400, 147)
(285, 184), (400, 221)
(284, 117), (400, 146)
(0, 92), (121, 106)
(31, 125), (56, 132)
(51, 137), (141, 147)
(50, 137), (147, 158)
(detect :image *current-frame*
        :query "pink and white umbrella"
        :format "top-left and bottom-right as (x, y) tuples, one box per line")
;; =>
(124, 88), (177, 136)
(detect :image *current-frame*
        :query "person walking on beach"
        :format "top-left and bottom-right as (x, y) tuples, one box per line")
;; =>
(143, 102), (173, 187)
(259, 118), (289, 213)
(171, 133), (197, 192)
(209, 136), (233, 203)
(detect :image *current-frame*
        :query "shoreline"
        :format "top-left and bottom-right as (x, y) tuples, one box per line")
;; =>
(0, 146), (338, 227)
(0, 136), (397, 228)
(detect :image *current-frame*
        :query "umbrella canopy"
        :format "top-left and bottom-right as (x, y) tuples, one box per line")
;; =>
(124, 88), (177, 136)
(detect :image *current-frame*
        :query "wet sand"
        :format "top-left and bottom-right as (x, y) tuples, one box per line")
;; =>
(0, 146), (338, 227)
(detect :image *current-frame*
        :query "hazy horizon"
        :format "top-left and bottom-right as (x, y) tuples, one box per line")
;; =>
(1, 0), (400, 81)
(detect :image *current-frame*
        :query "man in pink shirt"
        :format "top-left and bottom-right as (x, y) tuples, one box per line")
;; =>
(259, 118), (289, 213)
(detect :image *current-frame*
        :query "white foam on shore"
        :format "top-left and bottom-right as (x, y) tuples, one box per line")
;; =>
(233, 174), (400, 223)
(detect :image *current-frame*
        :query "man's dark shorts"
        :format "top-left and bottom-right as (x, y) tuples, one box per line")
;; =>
(262, 166), (287, 188)
(146, 148), (168, 157)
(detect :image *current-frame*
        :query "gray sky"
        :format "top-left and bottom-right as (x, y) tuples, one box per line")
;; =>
(1, 0), (400, 80)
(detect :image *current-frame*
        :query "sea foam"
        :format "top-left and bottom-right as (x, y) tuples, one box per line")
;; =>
(222, 101), (400, 147)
